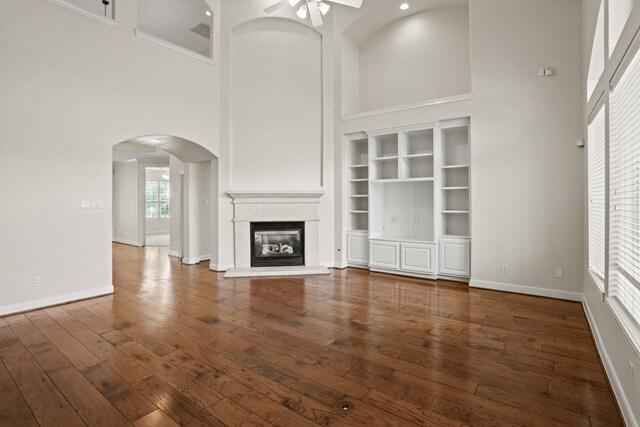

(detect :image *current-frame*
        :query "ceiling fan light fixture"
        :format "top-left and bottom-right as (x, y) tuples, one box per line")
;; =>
(289, 0), (301, 6)
(297, 4), (308, 19)
(318, 1), (330, 15)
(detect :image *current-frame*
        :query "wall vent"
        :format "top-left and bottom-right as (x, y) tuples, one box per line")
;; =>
(191, 23), (211, 39)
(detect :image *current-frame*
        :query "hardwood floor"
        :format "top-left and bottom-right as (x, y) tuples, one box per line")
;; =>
(0, 243), (623, 426)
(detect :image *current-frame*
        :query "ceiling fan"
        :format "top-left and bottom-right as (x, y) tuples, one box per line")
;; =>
(264, 0), (363, 27)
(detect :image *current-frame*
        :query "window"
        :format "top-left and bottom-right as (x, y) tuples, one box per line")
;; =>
(609, 43), (640, 348)
(146, 181), (170, 219)
(588, 106), (606, 287)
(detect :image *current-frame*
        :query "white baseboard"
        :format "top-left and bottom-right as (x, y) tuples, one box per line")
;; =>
(0, 285), (114, 317)
(209, 264), (233, 272)
(469, 279), (583, 302)
(334, 261), (349, 269)
(112, 238), (142, 247)
(583, 298), (638, 427)
(168, 251), (180, 258)
(182, 255), (211, 265)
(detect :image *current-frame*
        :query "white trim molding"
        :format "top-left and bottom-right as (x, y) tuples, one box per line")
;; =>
(209, 263), (234, 272)
(183, 255), (211, 265)
(341, 93), (472, 121)
(135, 29), (214, 65)
(0, 285), (114, 317)
(469, 279), (583, 302)
(112, 238), (143, 247)
(583, 299), (639, 427)
(168, 251), (181, 258)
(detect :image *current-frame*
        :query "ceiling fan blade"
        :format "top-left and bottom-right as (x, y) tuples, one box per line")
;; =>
(327, 0), (363, 8)
(308, 1), (323, 26)
(264, 0), (288, 13)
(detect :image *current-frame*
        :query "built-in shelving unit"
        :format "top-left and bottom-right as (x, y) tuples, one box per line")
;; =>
(344, 118), (471, 279)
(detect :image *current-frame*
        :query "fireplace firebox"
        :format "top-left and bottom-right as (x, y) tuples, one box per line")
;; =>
(250, 222), (305, 267)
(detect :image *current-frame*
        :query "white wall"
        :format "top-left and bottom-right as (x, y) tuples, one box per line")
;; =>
(0, 0), (219, 314)
(581, 0), (640, 424)
(468, 0), (584, 296)
(229, 18), (322, 189)
(357, 7), (471, 112)
(169, 155), (185, 257)
(182, 161), (212, 264)
(112, 161), (141, 246)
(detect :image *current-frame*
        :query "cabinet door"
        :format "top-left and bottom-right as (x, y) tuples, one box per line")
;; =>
(347, 233), (369, 266)
(401, 243), (435, 274)
(369, 241), (400, 270)
(439, 239), (470, 277)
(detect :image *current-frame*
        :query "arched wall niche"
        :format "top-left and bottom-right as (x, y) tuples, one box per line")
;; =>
(341, 0), (471, 115)
(229, 17), (323, 189)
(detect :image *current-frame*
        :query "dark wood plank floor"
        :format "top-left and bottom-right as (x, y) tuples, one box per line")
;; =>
(0, 243), (623, 426)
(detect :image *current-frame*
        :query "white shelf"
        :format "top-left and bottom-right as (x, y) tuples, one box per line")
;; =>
(442, 210), (469, 214)
(350, 210), (369, 214)
(372, 156), (399, 161)
(350, 195), (369, 198)
(369, 235), (435, 244)
(403, 153), (434, 159)
(349, 179), (369, 182)
(371, 178), (434, 183)
(442, 186), (469, 190)
(440, 233), (470, 239)
(350, 164), (368, 168)
(441, 164), (469, 169)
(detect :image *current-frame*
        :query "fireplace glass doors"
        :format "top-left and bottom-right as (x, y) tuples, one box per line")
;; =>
(250, 222), (305, 267)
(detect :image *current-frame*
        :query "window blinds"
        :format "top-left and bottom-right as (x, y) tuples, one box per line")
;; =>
(588, 107), (606, 282)
(610, 45), (640, 328)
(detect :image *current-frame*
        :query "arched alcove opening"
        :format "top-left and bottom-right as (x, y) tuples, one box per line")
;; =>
(230, 18), (323, 189)
(112, 135), (219, 269)
(341, 0), (470, 115)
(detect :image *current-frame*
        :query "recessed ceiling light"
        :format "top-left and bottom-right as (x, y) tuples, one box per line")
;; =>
(149, 139), (161, 143)
(205, 10), (212, 16)
(400, 3), (409, 10)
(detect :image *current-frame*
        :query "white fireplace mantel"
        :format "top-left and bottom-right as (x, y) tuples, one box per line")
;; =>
(227, 190), (325, 204)
(224, 189), (329, 278)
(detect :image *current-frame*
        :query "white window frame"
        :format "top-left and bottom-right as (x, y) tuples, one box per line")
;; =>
(587, 99), (608, 293)
(146, 180), (170, 220)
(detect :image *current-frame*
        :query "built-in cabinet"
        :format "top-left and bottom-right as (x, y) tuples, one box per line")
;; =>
(345, 118), (471, 280)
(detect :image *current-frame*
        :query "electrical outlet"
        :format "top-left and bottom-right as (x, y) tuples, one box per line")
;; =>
(80, 200), (90, 209)
(501, 264), (508, 273)
(630, 362), (635, 384)
(555, 268), (564, 279)
(33, 276), (41, 287)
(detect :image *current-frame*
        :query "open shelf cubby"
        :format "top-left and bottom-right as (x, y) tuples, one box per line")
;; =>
(373, 158), (399, 180)
(404, 156), (434, 179)
(442, 167), (469, 188)
(351, 196), (369, 212)
(350, 212), (369, 232)
(372, 134), (398, 159)
(405, 128), (434, 156)
(441, 126), (469, 167)
(350, 138), (369, 166)
(351, 166), (368, 180)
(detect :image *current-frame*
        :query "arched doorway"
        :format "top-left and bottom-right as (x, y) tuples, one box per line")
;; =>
(112, 135), (219, 268)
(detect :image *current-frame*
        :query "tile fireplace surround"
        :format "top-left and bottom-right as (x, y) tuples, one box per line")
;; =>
(224, 190), (330, 278)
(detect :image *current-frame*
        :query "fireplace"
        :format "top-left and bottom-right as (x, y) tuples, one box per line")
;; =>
(251, 222), (305, 267)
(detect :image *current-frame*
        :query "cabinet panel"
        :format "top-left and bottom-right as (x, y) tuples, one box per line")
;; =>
(439, 239), (470, 277)
(369, 241), (400, 270)
(400, 243), (435, 274)
(347, 233), (369, 265)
